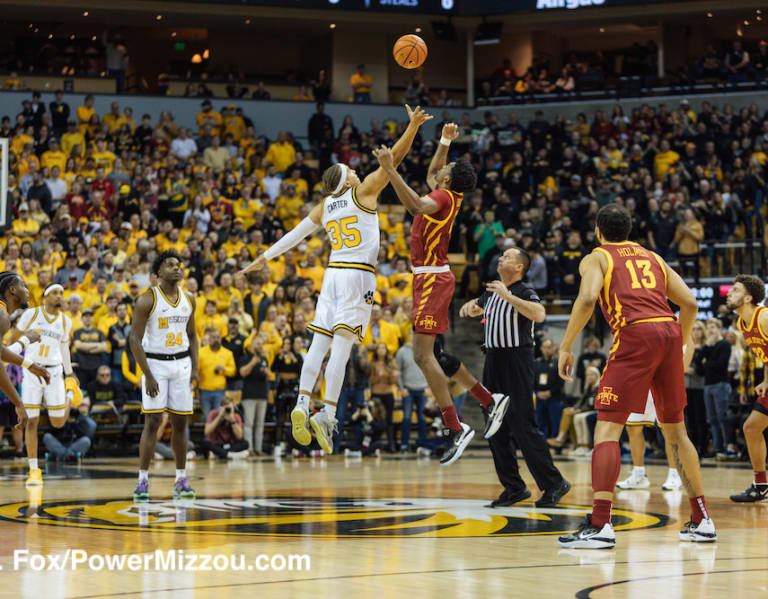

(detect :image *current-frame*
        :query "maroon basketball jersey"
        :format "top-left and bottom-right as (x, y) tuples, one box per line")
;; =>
(410, 189), (462, 268)
(593, 242), (674, 333)
(738, 305), (768, 363)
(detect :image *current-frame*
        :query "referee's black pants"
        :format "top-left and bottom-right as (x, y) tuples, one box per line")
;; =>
(483, 348), (564, 494)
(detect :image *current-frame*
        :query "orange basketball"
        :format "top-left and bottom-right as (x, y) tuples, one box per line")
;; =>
(393, 34), (428, 69)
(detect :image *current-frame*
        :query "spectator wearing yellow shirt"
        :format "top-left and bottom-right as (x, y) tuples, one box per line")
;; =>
(284, 168), (309, 196)
(123, 107), (138, 133)
(196, 300), (227, 338)
(96, 295), (120, 336)
(275, 184), (303, 230)
(299, 252), (324, 292)
(40, 138), (67, 176)
(12, 204), (39, 243)
(211, 272), (243, 311)
(265, 131), (296, 174)
(77, 95), (95, 136)
(93, 139), (116, 172)
(654, 139), (680, 181)
(11, 128), (33, 155)
(350, 63), (373, 103)
(203, 135), (231, 173)
(361, 304), (401, 356)
(222, 105), (246, 142)
(198, 329), (236, 421)
(221, 222), (247, 257)
(196, 99), (222, 137)
(232, 190), (261, 230)
(386, 278), (411, 308)
(102, 102), (127, 132)
(61, 121), (85, 158)
(388, 257), (413, 291)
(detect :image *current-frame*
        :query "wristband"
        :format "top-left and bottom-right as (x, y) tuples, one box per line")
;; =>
(439, 137), (451, 147)
(65, 371), (73, 377)
(19, 336), (30, 349)
(22, 358), (33, 369)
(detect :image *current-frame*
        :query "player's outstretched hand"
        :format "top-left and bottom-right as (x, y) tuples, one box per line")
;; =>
(405, 104), (433, 127)
(441, 122), (459, 142)
(558, 350), (575, 383)
(30, 363), (51, 385)
(239, 254), (266, 276)
(373, 146), (394, 169)
(756, 380), (768, 398)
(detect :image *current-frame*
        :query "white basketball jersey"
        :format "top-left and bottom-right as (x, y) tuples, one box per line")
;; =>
(322, 186), (380, 267)
(142, 286), (193, 354)
(19, 307), (71, 366)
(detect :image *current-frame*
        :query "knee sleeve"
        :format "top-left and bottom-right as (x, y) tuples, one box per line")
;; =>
(437, 351), (461, 378)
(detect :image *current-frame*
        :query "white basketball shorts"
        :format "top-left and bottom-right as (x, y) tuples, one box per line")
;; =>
(22, 364), (66, 418)
(309, 267), (375, 343)
(141, 356), (193, 415)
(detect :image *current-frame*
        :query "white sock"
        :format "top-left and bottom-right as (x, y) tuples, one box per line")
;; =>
(299, 334), (332, 399)
(633, 466), (646, 476)
(138, 470), (148, 482)
(29, 458), (38, 471)
(297, 394), (311, 411)
(323, 333), (355, 420)
(175, 469), (186, 480)
(668, 468), (678, 476)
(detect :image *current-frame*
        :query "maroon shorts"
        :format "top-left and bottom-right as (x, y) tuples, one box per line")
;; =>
(597, 320), (687, 424)
(756, 394), (768, 417)
(412, 271), (454, 335)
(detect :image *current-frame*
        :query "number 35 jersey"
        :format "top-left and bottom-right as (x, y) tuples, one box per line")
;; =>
(18, 307), (71, 366)
(322, 186), (380, 268)
(592, 241), (674, 334)
(142, 286), (194, 354)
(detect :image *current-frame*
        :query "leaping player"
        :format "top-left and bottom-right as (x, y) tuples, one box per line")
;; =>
(372, 125), (510, 466)
(9, 283), (80, 486)
(725, 275), (768, 503)
(240, 105), (432, 454)
(129, 250), (199, 500)
(557, 204), (715, 549)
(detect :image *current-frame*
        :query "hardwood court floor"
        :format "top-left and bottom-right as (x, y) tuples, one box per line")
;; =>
(0, 452), (766, 599)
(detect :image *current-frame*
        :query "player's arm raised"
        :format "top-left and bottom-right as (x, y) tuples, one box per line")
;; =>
(373, 146), (440, 215)
(357, 105), (432, 203)
(240, 203), (322, 275)
(129, 291), (159, 398)
(186, 292), (200, 398)
(660, 259), (698, 350)
(558, 252), (605, 382)
(426, 123), (459, 190)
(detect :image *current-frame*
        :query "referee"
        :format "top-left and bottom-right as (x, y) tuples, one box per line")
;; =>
(460, 246), (571, 507)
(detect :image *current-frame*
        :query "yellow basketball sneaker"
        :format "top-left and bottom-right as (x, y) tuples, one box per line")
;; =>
(25, 468), (43, 487)
(291, 405), (311, 446)
(309, 410), (337, 454)
(65, 376), (82, 407)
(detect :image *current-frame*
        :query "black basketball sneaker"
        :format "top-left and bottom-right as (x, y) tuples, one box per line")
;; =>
(440, 422), (475, 466)
(558, 515), (615, 549)
(729, 483), (768, 503)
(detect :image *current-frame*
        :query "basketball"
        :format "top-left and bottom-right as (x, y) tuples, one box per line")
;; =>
(393, 34), (428, 69)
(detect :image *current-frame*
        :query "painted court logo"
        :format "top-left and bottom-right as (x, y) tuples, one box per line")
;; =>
(0, 496), (667, 538)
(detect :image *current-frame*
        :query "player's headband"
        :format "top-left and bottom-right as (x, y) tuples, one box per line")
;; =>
(44, 284), (64, 297)
(333, 164), (348, 195)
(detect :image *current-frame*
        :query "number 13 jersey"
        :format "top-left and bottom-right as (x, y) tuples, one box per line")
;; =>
(592, 241), (674, 334)
(142, 286), (194, 354)
(322, 186), (380, 268)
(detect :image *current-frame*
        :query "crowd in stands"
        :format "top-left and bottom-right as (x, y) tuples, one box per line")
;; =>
(478, 40), (768, 104)
(0, 87), (766, 461)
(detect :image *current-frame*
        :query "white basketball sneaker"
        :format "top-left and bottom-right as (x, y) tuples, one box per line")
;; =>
(616, 469), (650, 489)
(662, 469), (683, 491)
(679, 518), (717, 543)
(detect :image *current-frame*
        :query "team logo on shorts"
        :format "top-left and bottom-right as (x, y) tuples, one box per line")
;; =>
(0, 496), (668, 538)
(596, 386), (619, 406)
(364, 290), (374, 305)
(419, 315), (437, 330)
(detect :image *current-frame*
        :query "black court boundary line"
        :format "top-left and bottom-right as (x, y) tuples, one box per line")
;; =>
(575, 567), (768, 598)
(62, 556), (768, 599)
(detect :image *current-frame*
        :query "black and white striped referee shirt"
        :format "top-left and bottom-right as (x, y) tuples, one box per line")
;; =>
(477, 281), (540, 349)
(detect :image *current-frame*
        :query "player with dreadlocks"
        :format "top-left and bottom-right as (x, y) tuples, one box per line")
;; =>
(0, 272), (52, 440)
